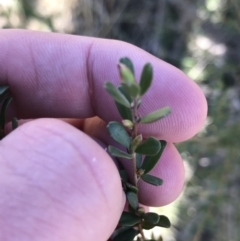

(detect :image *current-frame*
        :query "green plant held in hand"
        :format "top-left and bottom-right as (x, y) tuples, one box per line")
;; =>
(104, 58), (171, 241)
(0, 58), (170, 241)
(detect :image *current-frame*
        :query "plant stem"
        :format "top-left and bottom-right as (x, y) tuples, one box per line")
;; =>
(131, 97), (146, 240)
(132, 153), (138, 187)
(133, 99), (139, 137)
(131, 98), (139, 187)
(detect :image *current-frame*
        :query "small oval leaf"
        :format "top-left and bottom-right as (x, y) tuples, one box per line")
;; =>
(140, 107), (171, 124)
(140, 63), (153, 96)
(143, 212), (160, 225)
(122, 119), (133, 128)
(105, 82), (130, 108)
(136, 153), (142, 169)
(126, 183), (138, 194)
(142, 221), (155, 230)
(122, 82), (140, 98)
(0, 86), (9, 96)
(137, 207), (145, 215)
(135, 137), (160, 156)
(127, 192), (139, 210)
(114, 86), (133, 121)
(130, 134), (143, 152)
(141, 141), (167, 174)
(128, 203), (135, 213)
(0, 97), (12, 129)
(12, 117), (18, 130)
(112, 226), (130, 239)
(119, 212), (141, 226)
(108, 146), (132, 159)
(120, 57), (135, 75)
(119, 169), (128, 182)
(157, 215), (171, 228)
(115, 102), (133, 121)
(118, 63), (135, 84)
(118, 64), (140, 98)
(113, 227), (138, 241)
(141, 174), (163, 186)
(107, 121), (131, 148)
(118, 86), (132, 102)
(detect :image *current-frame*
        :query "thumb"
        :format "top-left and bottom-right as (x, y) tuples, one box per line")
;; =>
(0, 119), (124, 241)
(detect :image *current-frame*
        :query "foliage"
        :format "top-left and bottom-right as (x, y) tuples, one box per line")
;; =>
(2, 1), (240, 240)
(105, 58), (171, 241)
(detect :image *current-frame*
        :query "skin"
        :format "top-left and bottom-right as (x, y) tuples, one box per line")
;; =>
(0, 30), (207, 241)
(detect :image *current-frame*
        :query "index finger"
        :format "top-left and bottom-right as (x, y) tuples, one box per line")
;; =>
(0, 29), (207, 142)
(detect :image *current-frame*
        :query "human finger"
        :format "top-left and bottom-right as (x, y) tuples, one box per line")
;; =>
(0, 118), (124, 241)
(80, 117), (184, 206)
(6, 117), (184, 206)
(0, 29), (207, 143)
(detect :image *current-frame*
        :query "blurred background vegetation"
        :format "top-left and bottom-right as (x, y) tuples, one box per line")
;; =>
(1, 0), (240, 240)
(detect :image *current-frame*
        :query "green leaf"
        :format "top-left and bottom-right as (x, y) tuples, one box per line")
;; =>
(141, 140), (167, 174)
(0, 88), (10, 103)
(107, 121), (131, 148)
(130, 134), (143, 152)
(115, 102), (133, 121)
(140, 107), (171, 124)
(0, 97), (12, 130)
(157, 215), (171, 228)
(105, 82), (130, 108)
(139, 63), (153, 96)
(143, 212), (160, 225)
(141, 174), (163, 186)
(119, 212), (141, 226)
(118, 63), (135, 84)
(128, 203), (135, 214)
(122, 119), (133, 128)
(119, 169), (128, 182)
(118, 63), (140, 98)
(115, 86), (133, 121)
(120, 57), (135, 75)
(136, 153), (142, 169)
(118, 86), (132, 102)
(112, 226), (130, 238)
(0, 86), (9, 96)
(12, 117), (18, 130)
(135, 137), (160, 156)
(113, 227), (138, 241)
(122, 82), (140, 98)
(142, 222), (155, 230)
(108, 146), (132, 159)
(137, 207), (145, 215)
(126, 183), (138, 194)
(127, 192), (139, 210)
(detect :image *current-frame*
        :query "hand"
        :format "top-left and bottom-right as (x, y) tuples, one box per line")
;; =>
(0, 30), (207, 241)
